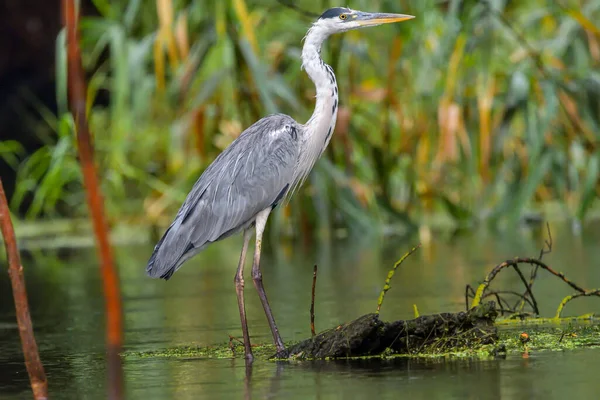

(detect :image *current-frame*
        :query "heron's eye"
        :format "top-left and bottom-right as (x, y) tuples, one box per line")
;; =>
(339, 14), (347, 20)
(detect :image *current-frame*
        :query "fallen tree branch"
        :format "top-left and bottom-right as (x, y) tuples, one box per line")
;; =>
(462, 223), (598, 321)
(468, 254), (600, 320)
(280, 302), (498, 360)
(470, 257), (597, 309)
(0, 179), (48, 399)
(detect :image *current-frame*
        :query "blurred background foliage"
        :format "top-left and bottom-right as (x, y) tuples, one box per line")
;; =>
(3, 0), (600, 239)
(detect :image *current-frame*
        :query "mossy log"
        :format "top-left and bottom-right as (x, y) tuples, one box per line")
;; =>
(278, 302), (498, 360)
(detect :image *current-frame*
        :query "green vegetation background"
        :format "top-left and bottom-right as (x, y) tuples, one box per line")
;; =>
(2, 0), (599, 238)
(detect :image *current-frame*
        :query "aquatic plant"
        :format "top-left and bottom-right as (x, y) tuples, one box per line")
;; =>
(9, 0), (600, 237)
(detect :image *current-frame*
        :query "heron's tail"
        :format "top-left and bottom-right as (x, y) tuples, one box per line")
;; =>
(146, 228), (176, 280)
(146, 224), (195, 280)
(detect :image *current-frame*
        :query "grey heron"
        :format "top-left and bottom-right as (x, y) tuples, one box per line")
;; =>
(146, 7), (414, 361)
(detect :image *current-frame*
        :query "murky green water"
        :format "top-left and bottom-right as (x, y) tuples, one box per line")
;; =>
(1, 222), (600, 399)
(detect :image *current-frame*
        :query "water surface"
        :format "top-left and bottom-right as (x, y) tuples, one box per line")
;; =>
(1, 222), (599, 399)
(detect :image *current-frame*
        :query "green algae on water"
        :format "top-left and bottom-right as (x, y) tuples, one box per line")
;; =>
(123, 343), (280, 360)
(123, 323), (600, 361)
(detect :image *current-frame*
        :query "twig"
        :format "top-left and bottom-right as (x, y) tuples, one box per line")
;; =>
(505, 311), (536, 320)
(488, 292), (510, 314)
(555, 289), (600, 319)
(310, 264), (318, 337)
(467, 282), (537, 315)
(482, 290), (536, 313)
(558, 331), (567, 344)
(0, 180), (48, 399)
(62, 1), (123, 398)
(376, 244), (421, 314)
(229, 334), (245, 355)
(517, 222), (553, 312)
(538, 222), (553, 261)
(492, 292), (507, 314)
(465, 284), (476, 310)
(229, 334), (245, 346)
(471, 257), (594, 309)
(511, 264), (540, 315)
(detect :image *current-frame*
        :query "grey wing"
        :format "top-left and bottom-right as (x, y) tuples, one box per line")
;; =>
(146, 114), (300, 280)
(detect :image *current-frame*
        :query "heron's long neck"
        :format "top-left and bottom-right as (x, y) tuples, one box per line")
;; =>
(298, 26), (339, 174)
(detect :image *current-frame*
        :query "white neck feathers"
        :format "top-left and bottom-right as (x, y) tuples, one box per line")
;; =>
(290, 24), (339, 194)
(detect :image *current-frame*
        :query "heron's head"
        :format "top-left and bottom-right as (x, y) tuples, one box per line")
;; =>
(314, 7), (414, 35)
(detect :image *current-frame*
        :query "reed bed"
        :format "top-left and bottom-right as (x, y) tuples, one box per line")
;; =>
(7, 0), (600, 237)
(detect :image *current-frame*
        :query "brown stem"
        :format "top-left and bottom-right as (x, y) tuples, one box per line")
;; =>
(62, 1), (123, 397)
(0, 180), (48, 399)
(310, 264), (318, 337)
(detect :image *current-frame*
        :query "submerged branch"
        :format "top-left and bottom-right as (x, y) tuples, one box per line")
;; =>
(281, 302), (498, 360)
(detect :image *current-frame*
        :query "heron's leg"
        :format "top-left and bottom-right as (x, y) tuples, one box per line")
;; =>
(251, 208), (286, 353)
(234, 228), (254, 361)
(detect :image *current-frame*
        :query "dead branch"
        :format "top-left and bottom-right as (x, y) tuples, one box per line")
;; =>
(465, 284), (476, 310)
(538, 222), (553, 261)
(510, 264), (539, 315)
(470, 257), (600, 310)
(463, 223), (597, 319)
(279, 302), (498, 360)
(555, 289), (600, 319)
(482, 290), (536, 314)
(516, 222), (553, 312)
(0, 179), (48, 400)
(466, 223), (561, 316)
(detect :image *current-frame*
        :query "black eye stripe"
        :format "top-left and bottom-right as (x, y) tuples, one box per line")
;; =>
(318, 7), (351, 20)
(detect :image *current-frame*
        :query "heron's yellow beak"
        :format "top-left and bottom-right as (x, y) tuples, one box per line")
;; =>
(355, 12), (415, 27)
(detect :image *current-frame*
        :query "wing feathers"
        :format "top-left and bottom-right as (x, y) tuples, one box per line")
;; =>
(146, 114), (300, 279)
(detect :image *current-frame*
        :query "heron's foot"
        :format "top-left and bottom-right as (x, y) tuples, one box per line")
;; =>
(275, 339), (286, 354)
(273, 347), (289, 359)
